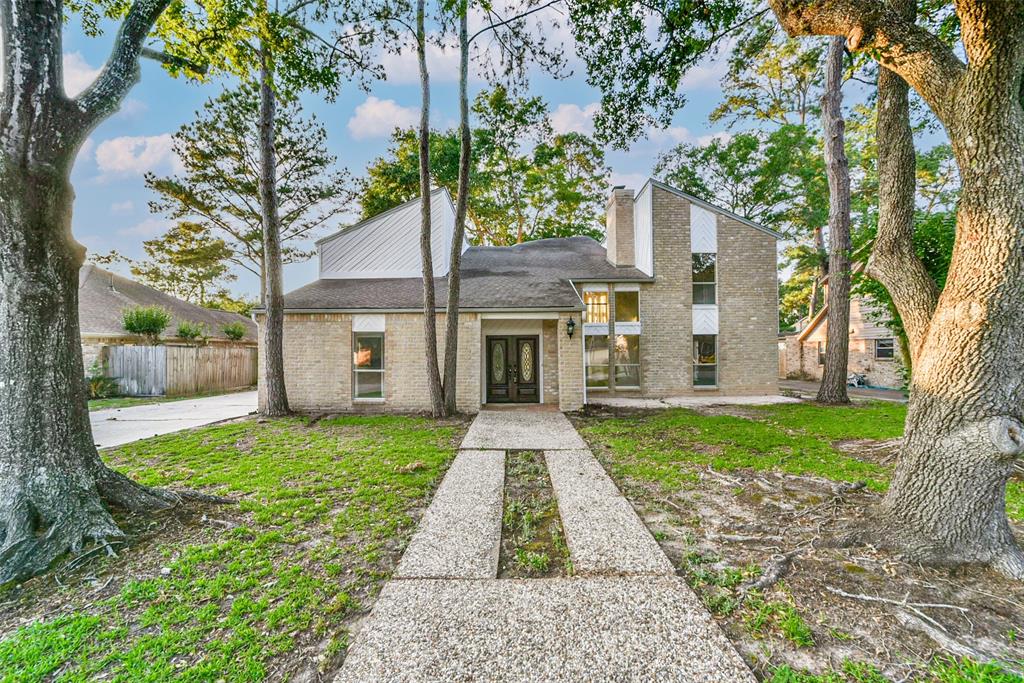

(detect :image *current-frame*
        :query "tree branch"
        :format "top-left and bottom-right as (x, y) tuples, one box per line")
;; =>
(469, 0), (564, 44)
(768, 0), (966, 119)
(76, 0), (174, 129)
(140, 47), (208, 75)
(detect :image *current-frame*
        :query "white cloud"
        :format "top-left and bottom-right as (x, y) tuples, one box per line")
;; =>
(608, 172), (649, 191)
(550, 102), (600, 135)
(63, 52), (101, 97)
(118, 217), (169, 237)
(95, 134), (179, 175)
(110, 200), (134, 214)
(117, 98), (149, 119)
(347, 96), (420, 140)
(378, 40), (462, 85)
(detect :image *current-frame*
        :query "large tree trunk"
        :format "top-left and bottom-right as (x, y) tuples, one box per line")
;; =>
(816, 37), (852, 405)
(442, 0), (471, 416)
(767, 0), (1024, 580)
(416, 0), (445, 418)
(0, 160), (177, 585)
(877, 111), (1024, 580)
(257, 49), (290, 417)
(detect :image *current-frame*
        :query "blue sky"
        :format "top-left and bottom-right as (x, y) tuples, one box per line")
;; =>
(65, 18), (796, 299)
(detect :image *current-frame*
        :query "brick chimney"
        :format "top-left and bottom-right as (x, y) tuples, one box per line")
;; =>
(606, 186), (635, 267)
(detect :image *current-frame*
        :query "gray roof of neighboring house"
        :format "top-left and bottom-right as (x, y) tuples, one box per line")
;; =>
(79, 265), (257, 341)
(281, 236), (653, 312)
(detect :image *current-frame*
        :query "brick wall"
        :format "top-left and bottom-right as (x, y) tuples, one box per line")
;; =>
(780, 334), (904, 389)
(606, 188), (636, 267)
(261, 311), (481, 414)
(556, 312), (584, 411)
(543, 319), (560, 405)
(718, 216), (780, 394)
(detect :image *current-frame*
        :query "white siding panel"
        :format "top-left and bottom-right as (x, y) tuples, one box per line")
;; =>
(319, 190), (454, 278)
(690, 204), (718, 253)
(692, 305), (719, 334)
(634, 183), (654, 275)
(352, 314), (386, 332)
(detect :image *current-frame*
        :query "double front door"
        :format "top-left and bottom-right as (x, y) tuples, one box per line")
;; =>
(486, 335), (539, 403)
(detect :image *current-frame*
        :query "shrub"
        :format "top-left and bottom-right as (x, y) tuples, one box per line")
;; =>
(222, 321), (247, 341)
(176, 320), (209, 345)
(86, 360), (119, 399)
(122, 306), (171, 344)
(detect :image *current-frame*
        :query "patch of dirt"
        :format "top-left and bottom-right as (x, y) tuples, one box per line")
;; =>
(584, 438), (1024, 680)
(498, 450), (571, 579)
(833, 437), (902, 466)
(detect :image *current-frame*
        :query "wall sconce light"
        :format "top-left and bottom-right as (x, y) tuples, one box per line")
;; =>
(566, 316), (576, 339)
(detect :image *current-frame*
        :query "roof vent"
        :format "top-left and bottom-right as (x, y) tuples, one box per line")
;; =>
(612, 184), (625, 190)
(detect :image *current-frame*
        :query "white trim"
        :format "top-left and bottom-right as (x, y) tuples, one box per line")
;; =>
(583, 322), (609, 335)
(353, 398), (386, 403)
(480, 311), (560, 320)
(614, 321), (642, 335)
(321, 269), (427, 279)
(692, 305), (719, 335)
(352, 314), (385, 332)
(582, 283), (609, 293)
(690, 205), (718, 253)
(614, 283), (640, 292)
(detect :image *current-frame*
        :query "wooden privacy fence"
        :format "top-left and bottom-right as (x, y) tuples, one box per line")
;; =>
(106, 344), (258, 397)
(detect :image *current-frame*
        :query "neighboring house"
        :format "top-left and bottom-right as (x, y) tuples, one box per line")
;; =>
(779, 285), (904, 389)
(79, 264), (257, 371)
(262, 180), (781, 413)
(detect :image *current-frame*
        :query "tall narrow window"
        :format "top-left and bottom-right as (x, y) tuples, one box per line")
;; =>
(692, 253), (716, 305)
(817, 341), (826, 366)
(614, 334), (640, 388)
(693, 335), (717, 387)
(583, 289), (609, 323)
(614, 290), (639, 322)
(585, 334), (609, 388)
(353, 333), (385, 399)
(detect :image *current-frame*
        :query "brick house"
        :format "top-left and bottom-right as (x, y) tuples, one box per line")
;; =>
(779, 292), (905, 389)
(261, 180), (781, 413)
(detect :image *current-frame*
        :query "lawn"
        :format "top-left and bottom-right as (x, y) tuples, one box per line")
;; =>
(574, 401), (1024, 682)
(0, 414), (467, 682)
(88, 395), (175, 411)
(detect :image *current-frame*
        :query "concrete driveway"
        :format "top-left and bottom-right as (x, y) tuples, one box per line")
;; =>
(780, 379), (907, 403)
(91, 390), (258, 449)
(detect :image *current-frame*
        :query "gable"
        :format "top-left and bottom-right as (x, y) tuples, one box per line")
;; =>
(318, 188), (465, 279)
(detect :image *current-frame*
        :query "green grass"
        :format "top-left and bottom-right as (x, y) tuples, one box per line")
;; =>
(768, 657), (1023, 682)
(578, 402), (1024, 521)
(88, 396), (174, 411)
(88, 389), (252, 411)
(0, 415), (463, 682)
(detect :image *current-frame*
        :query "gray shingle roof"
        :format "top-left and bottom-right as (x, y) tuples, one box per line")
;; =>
(79, 265), (257, 341)
(282, 236), (652, 312)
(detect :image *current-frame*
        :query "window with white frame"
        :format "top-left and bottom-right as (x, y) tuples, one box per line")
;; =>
(614, 334), (640, 388)
(585, 334), (609, 388)
(692, 253), (716, 304)
(353, 333), (384, 399)
(875, 337), (895, 360)
(693, 335), (717, 387)
(583, 288), (609, 323)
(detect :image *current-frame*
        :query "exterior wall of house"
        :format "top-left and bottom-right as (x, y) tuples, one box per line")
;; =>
(556, 312), (585, 411)
(779, 297), (905, 389)
(590, 184), (778, 398)
(264, 311), (481, 413)
(542, 319), (560, 406)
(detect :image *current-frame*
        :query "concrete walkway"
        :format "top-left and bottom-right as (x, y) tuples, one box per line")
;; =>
(337, 409), (754, 682)
(91, 390), (258, 449)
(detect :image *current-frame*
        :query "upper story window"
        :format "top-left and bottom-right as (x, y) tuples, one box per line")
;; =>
(583, 288), (609, 323)
(614, 289), (639, 322)
(692, 253), (716, 305)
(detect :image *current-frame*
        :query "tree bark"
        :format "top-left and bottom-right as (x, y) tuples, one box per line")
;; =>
(441, 0), (471, 415)
(816, 37), (852, 405)
(257, 48), (290, 417)
(416, 0), (445, 418)
(866, 0), (938, 363)
(769, 0), (1024, 579)
(0, 0), (182, 584)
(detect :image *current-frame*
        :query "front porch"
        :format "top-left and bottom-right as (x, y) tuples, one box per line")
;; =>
(478, 312), (584, 412)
